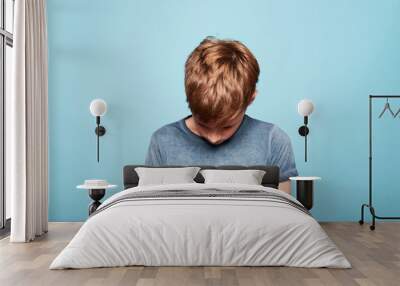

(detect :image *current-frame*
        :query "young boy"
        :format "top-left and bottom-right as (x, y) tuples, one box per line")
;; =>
(145, 37), (298, 194)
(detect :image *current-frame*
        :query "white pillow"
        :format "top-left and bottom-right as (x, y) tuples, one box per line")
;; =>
(200, 169), (266, 185)
(135, 167), (201, 186)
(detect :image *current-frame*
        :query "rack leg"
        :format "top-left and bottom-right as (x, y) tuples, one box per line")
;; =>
(369, 206), (376, 231)
(359, 204), (367, 225)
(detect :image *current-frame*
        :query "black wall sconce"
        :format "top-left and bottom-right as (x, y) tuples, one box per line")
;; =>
(297, 99), (314, 162)
(89, 99), (107, 162)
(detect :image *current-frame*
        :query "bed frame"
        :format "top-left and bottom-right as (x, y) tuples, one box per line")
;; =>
(123, 165), (280, 189)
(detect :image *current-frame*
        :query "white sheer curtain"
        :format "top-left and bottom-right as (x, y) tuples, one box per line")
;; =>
(8, 0), (48, 242)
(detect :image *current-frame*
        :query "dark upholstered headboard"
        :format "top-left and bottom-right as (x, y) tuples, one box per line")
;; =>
(123, 165), (280, 189)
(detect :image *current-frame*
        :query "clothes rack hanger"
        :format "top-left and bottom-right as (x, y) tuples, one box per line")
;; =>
(393, 106), (400, 118)
(378, 98), (395, 118)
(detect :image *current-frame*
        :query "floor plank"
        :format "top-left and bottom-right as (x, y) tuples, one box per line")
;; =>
(0, 222), (399, 286)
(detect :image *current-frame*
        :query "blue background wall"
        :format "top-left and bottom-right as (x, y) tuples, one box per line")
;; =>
(47, 0), (400, 221)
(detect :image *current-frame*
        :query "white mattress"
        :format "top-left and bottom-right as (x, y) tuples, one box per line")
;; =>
(50, 183), (351, 269)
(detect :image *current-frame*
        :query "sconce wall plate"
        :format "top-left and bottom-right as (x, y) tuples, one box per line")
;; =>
(298, 125), (309, 137)
(95, 126), (106, 136)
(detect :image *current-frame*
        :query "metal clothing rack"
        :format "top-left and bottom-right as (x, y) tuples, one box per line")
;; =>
(359, 95), (400, 230)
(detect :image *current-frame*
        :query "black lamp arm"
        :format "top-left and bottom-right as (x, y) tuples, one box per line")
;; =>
(94, 116), (106, 162)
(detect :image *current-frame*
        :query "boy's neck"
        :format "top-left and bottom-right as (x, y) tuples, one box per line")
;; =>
(184, 113), (246, 145)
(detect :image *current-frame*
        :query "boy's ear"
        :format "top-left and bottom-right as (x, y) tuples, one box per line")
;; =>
(247, 90), (258, 106)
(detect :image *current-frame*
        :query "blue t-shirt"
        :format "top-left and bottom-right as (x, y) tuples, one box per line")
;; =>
(145, 115), (298, 182)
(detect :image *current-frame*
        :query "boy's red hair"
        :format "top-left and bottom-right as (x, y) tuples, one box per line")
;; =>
(185, 37), (260, 124)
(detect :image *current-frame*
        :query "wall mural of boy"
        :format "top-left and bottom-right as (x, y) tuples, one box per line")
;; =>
(145, 37), (298, 194)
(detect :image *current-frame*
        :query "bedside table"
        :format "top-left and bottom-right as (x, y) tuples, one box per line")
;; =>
(289, 176), (321, 210)
(77, 180), (117, 215)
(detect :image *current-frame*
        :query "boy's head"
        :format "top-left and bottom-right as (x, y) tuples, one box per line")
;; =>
(184, 37), (260, 144)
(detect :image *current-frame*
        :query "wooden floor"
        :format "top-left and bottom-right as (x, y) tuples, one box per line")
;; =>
(0, 222), (399, 286)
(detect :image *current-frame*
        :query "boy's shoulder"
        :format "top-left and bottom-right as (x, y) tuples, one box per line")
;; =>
(245, 115), (275, 129)
(150, 118), (185, 139)
(245, 115), (289, 139)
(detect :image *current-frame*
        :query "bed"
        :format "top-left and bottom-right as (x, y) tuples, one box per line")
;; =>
(50, 165), (351, 269)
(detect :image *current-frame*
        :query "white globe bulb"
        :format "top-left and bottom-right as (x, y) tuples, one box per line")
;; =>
(297, 99), (314, 117)
(90, 99), (107, 117)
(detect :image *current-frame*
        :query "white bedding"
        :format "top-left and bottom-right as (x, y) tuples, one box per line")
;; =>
(50, 183), (351, 269)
